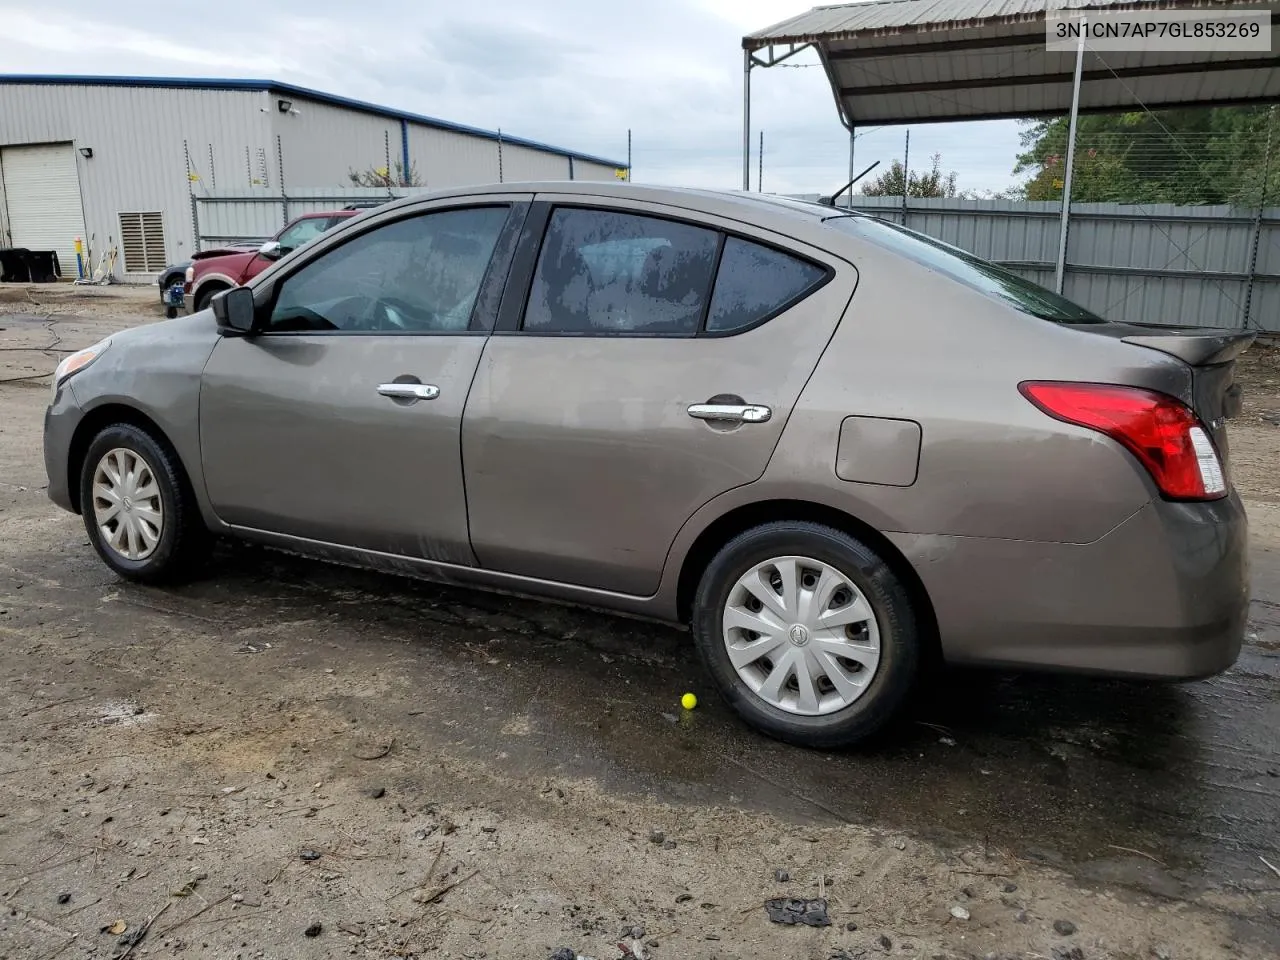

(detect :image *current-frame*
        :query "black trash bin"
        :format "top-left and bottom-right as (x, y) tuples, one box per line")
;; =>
(0, 248), (32, 282)
(0, 248), (62, 283)
(24, 250), (61, 282)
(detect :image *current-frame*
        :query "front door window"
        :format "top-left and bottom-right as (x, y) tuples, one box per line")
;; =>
(266, 207), (510, 333)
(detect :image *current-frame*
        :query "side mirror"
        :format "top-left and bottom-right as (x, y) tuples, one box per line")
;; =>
(212, 286), (258, 334)
(258, 240), (284, 260)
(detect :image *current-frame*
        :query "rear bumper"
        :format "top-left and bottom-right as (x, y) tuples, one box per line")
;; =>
(892, 493), (1249, 679)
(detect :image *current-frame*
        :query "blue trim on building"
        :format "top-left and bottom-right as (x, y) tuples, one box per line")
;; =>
(0, 74), (628, 169)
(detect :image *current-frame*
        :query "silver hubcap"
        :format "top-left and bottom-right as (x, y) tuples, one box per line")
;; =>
(92, 448), (164, 561)
(722, 555), (881, 716)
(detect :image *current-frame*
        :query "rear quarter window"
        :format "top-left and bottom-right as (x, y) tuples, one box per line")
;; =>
(705, 237), (827, 334)
(826, 215), (1103, 325)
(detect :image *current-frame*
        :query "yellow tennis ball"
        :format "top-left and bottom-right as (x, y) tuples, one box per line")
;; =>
(681, 692), (697, 710)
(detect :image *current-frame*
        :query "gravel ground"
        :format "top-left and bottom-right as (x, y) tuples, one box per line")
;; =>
(1, 283), (1278, 960)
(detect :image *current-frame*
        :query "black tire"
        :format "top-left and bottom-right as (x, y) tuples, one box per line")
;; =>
(194, 285), (226, 313)
(79, 423), (209, 584)
(691, 521), (919, 749)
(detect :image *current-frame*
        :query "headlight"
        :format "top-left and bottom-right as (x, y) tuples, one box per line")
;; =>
(184, 266), (195, 283)
(51, 338), (110, 399)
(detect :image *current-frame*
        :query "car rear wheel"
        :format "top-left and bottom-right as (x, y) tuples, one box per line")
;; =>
(691, 521), (919, 748)
(80, 424), (209, 584)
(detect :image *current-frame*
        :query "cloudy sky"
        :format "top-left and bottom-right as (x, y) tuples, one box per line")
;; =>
(0, 0), (1027, 196)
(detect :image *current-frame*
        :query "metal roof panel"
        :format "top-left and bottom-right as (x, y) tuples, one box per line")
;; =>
(748, 0), (1279, 123)
(0, 74), (627, 168)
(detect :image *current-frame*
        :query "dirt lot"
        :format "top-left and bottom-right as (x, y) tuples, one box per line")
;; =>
(2, 284), (1279, 960)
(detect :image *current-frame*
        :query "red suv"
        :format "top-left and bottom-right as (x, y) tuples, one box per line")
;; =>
(185, 210), (360, 313)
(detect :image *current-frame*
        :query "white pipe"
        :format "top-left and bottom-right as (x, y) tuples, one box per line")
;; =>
(1055, 20), (1086, 295)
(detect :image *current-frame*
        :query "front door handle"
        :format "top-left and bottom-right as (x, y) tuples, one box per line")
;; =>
(377, 382), (440, 402)
(688, 403), (772, 424)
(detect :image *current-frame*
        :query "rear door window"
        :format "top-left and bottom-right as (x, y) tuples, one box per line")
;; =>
(523, 207), (719, 335)
(706, 237), (827, 333)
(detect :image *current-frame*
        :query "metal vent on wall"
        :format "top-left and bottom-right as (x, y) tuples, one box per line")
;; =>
(118, 212), (167, 273)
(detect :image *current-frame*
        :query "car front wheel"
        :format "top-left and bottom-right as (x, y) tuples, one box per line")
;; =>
(691, 521), (919, 748)
(194, 285), (227, 313)
(79, 424), (208, 583)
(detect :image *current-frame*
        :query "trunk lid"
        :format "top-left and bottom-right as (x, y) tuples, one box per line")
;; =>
(1083, 322), (1255, 456)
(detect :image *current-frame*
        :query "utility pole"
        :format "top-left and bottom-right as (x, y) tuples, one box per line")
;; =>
(627, 129), (632, 181)
(901, 129), (910, 225)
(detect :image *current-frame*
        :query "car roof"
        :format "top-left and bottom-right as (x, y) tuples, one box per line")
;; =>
(363, 181), (846, 250)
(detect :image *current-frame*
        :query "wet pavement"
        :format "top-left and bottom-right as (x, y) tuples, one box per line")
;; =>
(31, 523), (1274, 904)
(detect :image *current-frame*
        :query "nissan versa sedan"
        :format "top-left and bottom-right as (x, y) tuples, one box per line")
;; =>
(43, 182), (1253, 747)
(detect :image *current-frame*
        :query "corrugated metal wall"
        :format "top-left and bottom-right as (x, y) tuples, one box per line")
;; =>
(571, 159), (624, 182)
(2, 81), (620, 279)
(404, 126), (601, 187)
(273, 97), (401, 189)
(194, 187), (433, 244)
(817, 195), (1277, 331)
(500, 143), (571, 181)
(0, 83), (272, 281)
(407, 127), (500, 186)
(277, 104), (592, 190)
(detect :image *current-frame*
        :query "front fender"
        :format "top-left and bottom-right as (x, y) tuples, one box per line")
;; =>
(68, 313), (223, 529)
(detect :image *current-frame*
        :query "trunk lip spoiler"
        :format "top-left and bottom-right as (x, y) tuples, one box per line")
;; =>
(1120, 330), (1256, 367)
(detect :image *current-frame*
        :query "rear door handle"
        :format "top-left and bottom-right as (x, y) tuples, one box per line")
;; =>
(687, 403), (772, 424)
(377, 382), (440, 401)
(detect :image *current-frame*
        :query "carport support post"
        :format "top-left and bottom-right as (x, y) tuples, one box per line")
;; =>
(847, 129), (855, 209)
(742, 49), (752, 191)
(1055, 21), (1086, 295)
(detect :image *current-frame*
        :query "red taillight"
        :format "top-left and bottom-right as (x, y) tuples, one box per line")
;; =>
(1019, 381), (1227, 501)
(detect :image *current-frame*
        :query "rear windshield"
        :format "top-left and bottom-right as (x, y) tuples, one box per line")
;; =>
(825, 214), (1104, 325)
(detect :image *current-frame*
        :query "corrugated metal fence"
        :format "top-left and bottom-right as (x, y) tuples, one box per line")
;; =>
(193, 186), (435, 248)
(826, 196), (1279, 332)
(195, 187), (1279, 332)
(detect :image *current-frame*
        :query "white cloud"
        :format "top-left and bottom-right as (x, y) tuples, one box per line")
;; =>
(0, 0), (1026, 195)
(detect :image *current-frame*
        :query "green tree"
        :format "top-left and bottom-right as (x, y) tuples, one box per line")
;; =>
(1013, 106), (1280, 205)
(347, 159), (422, 188)
(861, 153), (958, 198)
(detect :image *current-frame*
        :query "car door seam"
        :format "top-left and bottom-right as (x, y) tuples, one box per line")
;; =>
(458, 200), (535, 565)
(653, 266), (863, 590)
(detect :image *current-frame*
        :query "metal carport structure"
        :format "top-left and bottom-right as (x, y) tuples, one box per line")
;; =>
(742, 0), (1280, 291)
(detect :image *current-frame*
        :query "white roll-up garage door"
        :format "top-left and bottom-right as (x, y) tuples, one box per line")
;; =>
(1, 143), (88, 279)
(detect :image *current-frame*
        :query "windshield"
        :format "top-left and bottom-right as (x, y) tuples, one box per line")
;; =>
(826, 214), (1104, 325)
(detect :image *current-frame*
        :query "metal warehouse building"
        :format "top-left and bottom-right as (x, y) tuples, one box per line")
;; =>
(0, 75), (626, 282)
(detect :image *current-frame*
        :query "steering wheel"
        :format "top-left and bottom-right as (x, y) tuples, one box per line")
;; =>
(366, 296), (441, 332)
